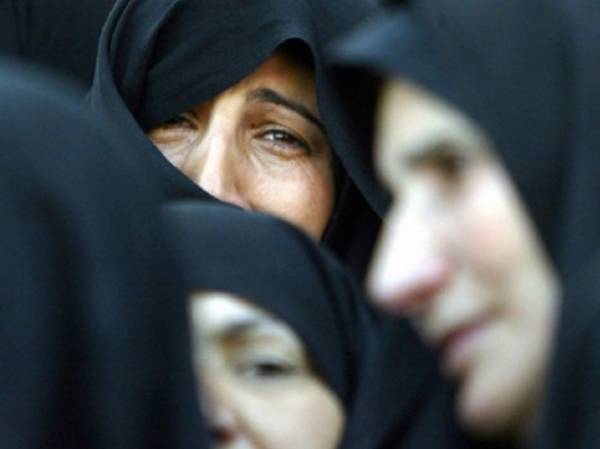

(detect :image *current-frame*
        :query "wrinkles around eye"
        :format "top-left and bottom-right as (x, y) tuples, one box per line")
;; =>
(150, 113), (198, 140)
(254, 126), (314, 157)
(148, 113), (201, 161)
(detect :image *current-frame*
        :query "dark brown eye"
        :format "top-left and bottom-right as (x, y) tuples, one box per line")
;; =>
(435, 150), (469, 178)
(159, 112), (196, 130)
(261, 129), (311, 154)
(265, 130), (297, 144)
(237, 358), (298, 381)
(408, 142), (471, 181)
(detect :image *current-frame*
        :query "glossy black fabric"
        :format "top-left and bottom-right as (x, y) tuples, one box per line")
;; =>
(162, 202), (377, 410)
(343, 317), (484, 449)
(0, 0), (115, 87)
(87, 0), (389, 278)
(331, 1), (600, 447)
(0, 64), (208, 449)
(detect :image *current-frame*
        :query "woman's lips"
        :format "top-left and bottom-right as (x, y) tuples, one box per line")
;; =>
(438, 318), (491, 378)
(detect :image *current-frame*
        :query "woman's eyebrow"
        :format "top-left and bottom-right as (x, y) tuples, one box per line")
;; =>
(404, 139), (471, 168)
(247, 88), (327, 135)
(214, 318), (264, 340)
(212, 316), (299, 346)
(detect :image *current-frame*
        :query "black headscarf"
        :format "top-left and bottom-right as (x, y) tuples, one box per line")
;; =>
(87, 0), (390, 278)
(0, 63), (208, 449)
(0, 0), (115, 87)
(162, 202), (377, 411)
(330, 1), (600, 447)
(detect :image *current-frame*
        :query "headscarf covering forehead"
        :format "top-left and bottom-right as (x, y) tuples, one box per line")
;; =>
(332, 0), (575, 265)
(163, 203), (376, 407)
(104, 0), (368, 127)
(128, 0), (312, 129)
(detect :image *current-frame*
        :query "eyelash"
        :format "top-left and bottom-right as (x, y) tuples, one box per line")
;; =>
(435, 152), (470, 178)
(156, 115), (314, 157)
(259, 128), (312, 155)
(236, 358), (298, 380)
(160, 112), (197, 130)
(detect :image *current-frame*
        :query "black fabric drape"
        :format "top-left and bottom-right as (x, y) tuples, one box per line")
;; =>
(341, 316), (485, 449)
(330, 0), (600, 447)
(0, 63), (208, 449)
(162, 202), (377, 411)
(87, 0), (390, 279)
(0, 0), (115, 87)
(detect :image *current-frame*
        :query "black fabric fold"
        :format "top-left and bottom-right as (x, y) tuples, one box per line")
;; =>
(0, 63), (208, 449)
(0, 0), (115, 87)
(162, 202), (377, 410)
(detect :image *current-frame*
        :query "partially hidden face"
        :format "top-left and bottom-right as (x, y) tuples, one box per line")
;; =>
(148, 50), (335, 239)
(190, 292), (345, 449)
(368, 79), (559, 439)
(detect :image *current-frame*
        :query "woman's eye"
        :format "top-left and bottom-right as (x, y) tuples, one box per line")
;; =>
(260, 129), (311, 155)
(436, 152), (470, 178)
(160, 112), (196, 130)
(148, 112), (199, 152)
(237, 359), (298, 380)
(416, 143), (472, 182)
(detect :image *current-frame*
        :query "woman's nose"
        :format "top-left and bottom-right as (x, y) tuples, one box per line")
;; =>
(201, 378), (240, 445)
(185, 126), (249, 209)
(367, 200), (452, 314)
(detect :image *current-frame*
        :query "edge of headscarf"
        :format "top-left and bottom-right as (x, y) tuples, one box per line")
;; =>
(86, 0), (222, 201)
(329, 1), (576, 265)
(162, 201), (377, 407)
(0, 62), (209, 449)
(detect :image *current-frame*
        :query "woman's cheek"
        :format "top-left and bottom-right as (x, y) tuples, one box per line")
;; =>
(242, 160), (335, 239)
(240, 384), (344, 449)
(459, 169), (526, 281)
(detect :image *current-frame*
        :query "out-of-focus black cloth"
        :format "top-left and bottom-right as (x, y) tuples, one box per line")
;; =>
(0, 63), (208, 449)
(0, 0), (115, 87)
(331, 0), (600, 447)
(87, 0), (390, 279)
(162, 202), (377, 411)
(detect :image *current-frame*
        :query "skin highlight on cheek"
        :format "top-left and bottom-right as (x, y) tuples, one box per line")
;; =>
(234, 383), (344, 449)
(237, 162), (334, 239)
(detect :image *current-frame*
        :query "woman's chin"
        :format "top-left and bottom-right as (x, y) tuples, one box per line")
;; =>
(456, 364), (534, 441)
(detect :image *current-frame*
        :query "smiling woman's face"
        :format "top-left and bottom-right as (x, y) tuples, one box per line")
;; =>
(147, 49), (335, 239)
(190, 292), (345, 449)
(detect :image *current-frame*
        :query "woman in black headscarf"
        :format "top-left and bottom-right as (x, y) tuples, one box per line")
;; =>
(0, 63), (208, 449)
(87, 0), (389, 278)
(163, 202), (380, 449)
(331, 0), (600, 447)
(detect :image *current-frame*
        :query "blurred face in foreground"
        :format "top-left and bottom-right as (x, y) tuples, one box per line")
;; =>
(368, 79), (559, 439)
(148, 50), (335, 239)
(190, 292), (345, 449)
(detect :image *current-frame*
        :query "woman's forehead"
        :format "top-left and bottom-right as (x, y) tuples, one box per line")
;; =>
(190, 291), (303, 345)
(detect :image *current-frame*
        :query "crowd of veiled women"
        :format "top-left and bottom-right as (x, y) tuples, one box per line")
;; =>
(1, 0), (599, 448)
